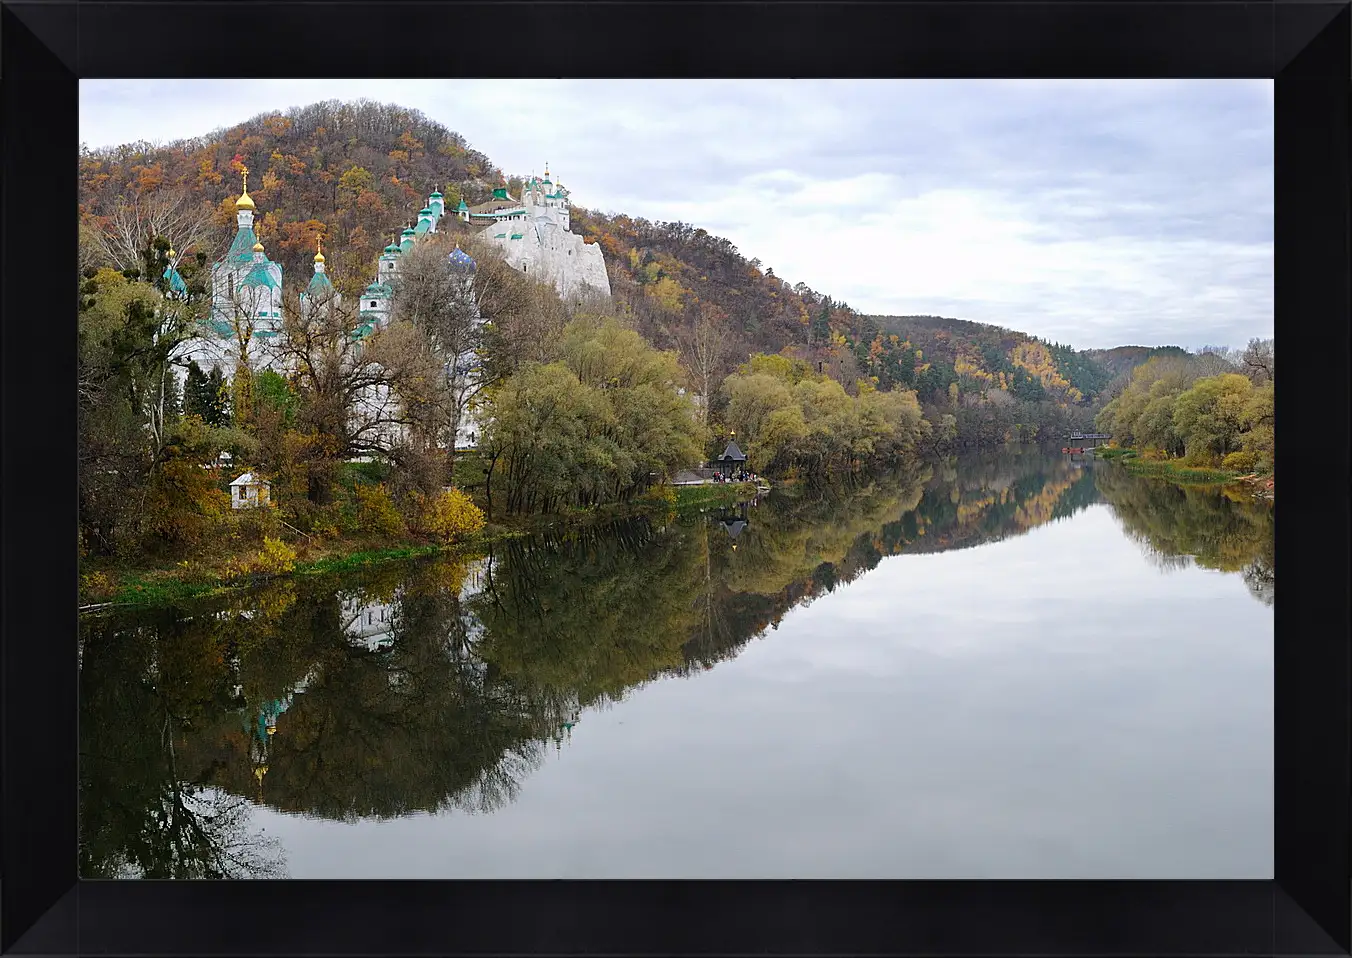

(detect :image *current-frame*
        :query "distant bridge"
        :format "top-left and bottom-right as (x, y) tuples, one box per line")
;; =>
(1063, 432), (1111, 455)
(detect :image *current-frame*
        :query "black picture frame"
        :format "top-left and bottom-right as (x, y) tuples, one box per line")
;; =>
(3, 2), (1348, 955)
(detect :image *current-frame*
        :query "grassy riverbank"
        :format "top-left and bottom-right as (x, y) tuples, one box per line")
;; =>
(1093, 446), (1272, 495)
(80, 481), (763, 610)
(673, 482), (762, 513)
(82, 537), (502, 609)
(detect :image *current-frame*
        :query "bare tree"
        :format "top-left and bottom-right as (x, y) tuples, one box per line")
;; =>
(1241, 337), (1274, 384)
(94, 189), (217, 274)
(277, 289), (442, 502)
(668, 304), (730, 428)
(393, 239), (486, 470)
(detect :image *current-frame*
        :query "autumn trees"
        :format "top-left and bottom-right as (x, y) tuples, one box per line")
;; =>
(77, 230), (244, 559)
(481, 318), (704, 517)
(719, 353), (929, 479)
(270, 289), (444, 504)
(1096, 348), (1276, 472)
(80, 100), (504, 299)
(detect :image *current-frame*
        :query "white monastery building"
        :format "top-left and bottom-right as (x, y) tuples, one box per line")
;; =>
(457, 165), (611, 300)
(167, 161), (610, 451)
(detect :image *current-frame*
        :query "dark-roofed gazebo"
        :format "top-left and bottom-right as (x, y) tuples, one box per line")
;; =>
(715, 439), (747, 478)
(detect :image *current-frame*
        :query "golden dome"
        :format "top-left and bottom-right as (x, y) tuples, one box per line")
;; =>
(252, 241), (265, 253)
(167, 248), (176, 259)
(314, 236), (325, 263)
(266, 725), (277, 735)
(235, 167), (255, 209)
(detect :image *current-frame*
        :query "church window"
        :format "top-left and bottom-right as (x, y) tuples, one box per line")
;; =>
(370, 301), (378, 308)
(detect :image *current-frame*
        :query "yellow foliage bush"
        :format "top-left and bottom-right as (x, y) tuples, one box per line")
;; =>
(421, 488), (486, 542)
(223, 537), (297, 580)
(255, 537), (297, 574)
(80, 572), (114, 599)
(1221, 451), (1259, 473)
(354, 483), (406, 539)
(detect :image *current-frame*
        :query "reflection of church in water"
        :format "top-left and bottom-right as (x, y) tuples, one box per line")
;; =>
(717, 500), (754, 550)
(244, 667), (318, 801)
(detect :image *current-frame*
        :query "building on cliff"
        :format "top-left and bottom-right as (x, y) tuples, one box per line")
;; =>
(459, 166), (611, 300)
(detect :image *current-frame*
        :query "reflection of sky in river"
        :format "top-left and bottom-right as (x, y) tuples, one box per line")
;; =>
(253, 503), (1272, 879)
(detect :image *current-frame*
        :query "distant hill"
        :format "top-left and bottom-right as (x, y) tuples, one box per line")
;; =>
(1082, 345), (1191, 389)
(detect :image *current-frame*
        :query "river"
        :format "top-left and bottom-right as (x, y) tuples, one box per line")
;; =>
(79, 448), (1274, 879)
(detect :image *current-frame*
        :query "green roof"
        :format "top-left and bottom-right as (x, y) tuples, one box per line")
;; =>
(456, 199), (468, 210)
(419, 207), (433, 215)
(163, 267), (188, 295)
(305, 271), (334, 298)
(223, 226), (259, 264)
(241, 263), (279, 290)
(429, 191), (443, 198)
(401, 228), (416, 236)
(383, 244), (400, 254)
(364, 282), (391, 295)
(208, 319), (234, 339)
(414, 220), (431, 235)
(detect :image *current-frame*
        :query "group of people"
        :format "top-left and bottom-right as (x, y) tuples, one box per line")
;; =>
(712, 469), (758, 484)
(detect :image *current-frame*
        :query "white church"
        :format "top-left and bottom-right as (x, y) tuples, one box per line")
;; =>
(455, 165), (611, 300)
(167, 163), (610, 450)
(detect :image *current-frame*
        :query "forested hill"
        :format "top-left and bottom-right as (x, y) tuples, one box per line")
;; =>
(81, 98), (1176, 440)
(79, 99), (511, 294)
(561, 214), (1180, 442)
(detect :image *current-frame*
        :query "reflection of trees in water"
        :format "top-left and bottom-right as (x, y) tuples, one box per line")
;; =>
(80, 616), (288, 879)
(1094, 465), (1274, 605)
(469, 519), (709, 712)
(904, 451), (1098, 554)
(681, 450), (1103, 669)
(1242, 540), (1275, 607)
(80, 450), (1151, 874)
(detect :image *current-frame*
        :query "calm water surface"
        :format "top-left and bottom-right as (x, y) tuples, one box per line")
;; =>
(79, 449), (1274, 879)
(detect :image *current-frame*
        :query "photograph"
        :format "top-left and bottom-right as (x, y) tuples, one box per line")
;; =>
(76, 78), (1274, 881)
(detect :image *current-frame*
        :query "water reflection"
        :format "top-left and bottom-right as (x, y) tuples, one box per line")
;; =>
(1095, 465), (1274, 605)
(79, 449), (1272, 877)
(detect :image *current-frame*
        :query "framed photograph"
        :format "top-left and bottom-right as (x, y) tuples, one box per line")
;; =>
(3, 3), (1346, 955)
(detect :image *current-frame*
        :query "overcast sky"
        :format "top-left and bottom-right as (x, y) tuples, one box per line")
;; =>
(80, 79), (1273, 351)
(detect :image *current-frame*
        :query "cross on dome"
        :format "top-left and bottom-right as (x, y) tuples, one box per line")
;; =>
(235, 167), (255, 210)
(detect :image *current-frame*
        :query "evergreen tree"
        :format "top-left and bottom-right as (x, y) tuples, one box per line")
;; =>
(183, 361), (213, 422)
(812, 299), (832, 344)
(207, 367), (231, 427)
